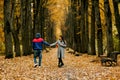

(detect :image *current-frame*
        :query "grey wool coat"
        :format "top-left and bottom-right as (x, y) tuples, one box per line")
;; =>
(50, 40), (66, 58)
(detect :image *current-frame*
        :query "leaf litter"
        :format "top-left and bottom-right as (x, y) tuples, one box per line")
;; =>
(0, 48), (120, 80)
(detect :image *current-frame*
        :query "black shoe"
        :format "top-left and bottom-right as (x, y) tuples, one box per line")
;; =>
(61, 63), (64, 66)
(58, 64), (61, 67)
(58, 64), (64, 68)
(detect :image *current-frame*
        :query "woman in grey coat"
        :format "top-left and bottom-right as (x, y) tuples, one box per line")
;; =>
(50, 35), (66, 67)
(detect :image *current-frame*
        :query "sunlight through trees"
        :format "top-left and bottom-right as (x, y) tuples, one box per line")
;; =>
(47, 0), (69, 39)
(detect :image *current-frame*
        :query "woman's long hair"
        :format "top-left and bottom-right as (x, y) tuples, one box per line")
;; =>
(60, 35), (66, 44)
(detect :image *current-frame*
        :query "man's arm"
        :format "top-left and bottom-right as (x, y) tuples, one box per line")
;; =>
(43, 41), (50, 46)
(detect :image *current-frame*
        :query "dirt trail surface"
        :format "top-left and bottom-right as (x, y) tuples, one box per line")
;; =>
(0, 48), (120, 80)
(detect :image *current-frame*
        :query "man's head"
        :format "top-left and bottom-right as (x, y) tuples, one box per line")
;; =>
(35, 33), (41, 38)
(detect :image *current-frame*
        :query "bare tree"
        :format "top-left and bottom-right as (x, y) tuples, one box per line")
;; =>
(89, 0), (96, 55)
(113, 0), (120, 52)
(11, 0), (21, 57)
(21, 0), (32, 55)
(94, 0), (103, 57)
(85, 0), (89, 53)
(80, 0), (86, 53)
(104, 0), (114, 56)
(4, 0), (13, 58)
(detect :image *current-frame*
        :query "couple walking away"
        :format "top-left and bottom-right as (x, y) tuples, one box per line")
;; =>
(32, 33), (66, 68)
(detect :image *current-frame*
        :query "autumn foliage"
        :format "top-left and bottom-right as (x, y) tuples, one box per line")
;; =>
(0, 0), (4, 53)
(0, 48), (120, 80)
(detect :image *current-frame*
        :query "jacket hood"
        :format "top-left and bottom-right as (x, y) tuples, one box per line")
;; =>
(35, 33), (41, 38)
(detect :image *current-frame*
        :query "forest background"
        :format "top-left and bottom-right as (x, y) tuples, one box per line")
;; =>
(0, 0), (120, 58)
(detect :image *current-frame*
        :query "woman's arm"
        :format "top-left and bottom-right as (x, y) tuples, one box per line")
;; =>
(58, 41), (67, 48)
(50, 41), (58, 47)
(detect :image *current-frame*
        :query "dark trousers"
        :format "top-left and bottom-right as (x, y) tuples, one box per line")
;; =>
(34, 50), (42, 66)
(58, 52), (64, 66)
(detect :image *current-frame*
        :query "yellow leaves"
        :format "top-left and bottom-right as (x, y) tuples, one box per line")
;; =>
(48, 0), (68, 22)
(76, 31), (81, 35)
(0, 48), (120, 79)
(46, 0), (57, 8)
(0, 0), (4, 51)
(46, 0), (69, 38)
(0, 0), (3, 21)
(0, 27), (4, 53)
(118, 3), (120, 14)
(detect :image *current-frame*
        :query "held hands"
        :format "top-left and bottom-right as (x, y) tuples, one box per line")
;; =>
(50, 44), (52, 47)
(50, 43), (58, 48)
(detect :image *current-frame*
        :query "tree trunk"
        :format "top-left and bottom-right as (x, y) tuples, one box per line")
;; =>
(104, 0), (114, 57)
(64, 7), (74, 49)
(39, 8), (44, 38)
(12, 29), (21, 57)
(33, 0), (45, 38)
(94, 0), (103, 57)
(11, 0), (21, 57)
(81, 0), (86, 53)
(64, 0), (74, 49)
(72, 0), (81, 52)
(26, 0), (32, 54)
(12, 17), (21, 57)
(89, 0), (96, 55)
(4, 0), (13, 58)
(113, 0), (120, 52)
(33, 0), (41, 34)
(85, 0), (89, 53)
(21, 0), (30, 56)
(45, 8), (54, 43)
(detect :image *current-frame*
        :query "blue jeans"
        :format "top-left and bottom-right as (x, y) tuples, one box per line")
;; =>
(34, 50), (42, 66)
